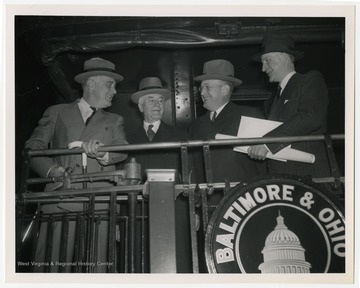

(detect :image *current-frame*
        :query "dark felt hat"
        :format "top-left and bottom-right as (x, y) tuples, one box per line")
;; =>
(131, 77), (171, 104)
(194, 59), (242, 86)
(252, 34), (304, 62)
(74, 57), (124, 83)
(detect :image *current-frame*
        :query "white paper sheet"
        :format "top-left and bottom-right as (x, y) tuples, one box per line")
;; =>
(215, 116), (315, 164)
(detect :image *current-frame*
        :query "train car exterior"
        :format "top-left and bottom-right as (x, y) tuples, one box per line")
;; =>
(4, 4), (355, 285)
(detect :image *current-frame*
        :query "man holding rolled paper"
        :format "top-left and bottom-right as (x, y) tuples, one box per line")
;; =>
(190, 59), (266, 183)
(248, 33), (332, 178)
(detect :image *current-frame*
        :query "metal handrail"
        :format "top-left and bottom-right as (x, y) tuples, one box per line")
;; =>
(25, 134), (345, 157)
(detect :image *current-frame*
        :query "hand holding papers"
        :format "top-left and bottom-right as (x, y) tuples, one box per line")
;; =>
(215, 116), (315, 164)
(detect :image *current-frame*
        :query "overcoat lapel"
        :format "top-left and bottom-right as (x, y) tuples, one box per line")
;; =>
(60, 101), (85, 142)
(131, 126), (150, 143)
(276, 73), (299, 116)
(269, 73), (299, 120)
(207, 103), (237, 137)
(154, 122), (174, 142)
(80, 109), (106, 139)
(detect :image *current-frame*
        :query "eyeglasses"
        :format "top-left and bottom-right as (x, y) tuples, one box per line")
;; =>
(198, 85), (224, 93)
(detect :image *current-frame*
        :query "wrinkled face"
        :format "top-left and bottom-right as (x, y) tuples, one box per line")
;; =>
(88, 75), (117, 108)
(261, 52), (286, 83)
(199, 79), (229, 112)
(138, 94), (164, 123)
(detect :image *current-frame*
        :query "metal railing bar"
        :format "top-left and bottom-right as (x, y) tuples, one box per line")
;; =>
(196, 176), (345, 190)
(26, 170), (126, 185)
(23, 194), (145, 203)
(26, 134), (345, 157)
(22, 185), (143, 199)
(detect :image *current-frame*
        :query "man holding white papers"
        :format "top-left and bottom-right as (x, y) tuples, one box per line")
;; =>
(248, 33), (332, 178)
(190, 59), (266, 183)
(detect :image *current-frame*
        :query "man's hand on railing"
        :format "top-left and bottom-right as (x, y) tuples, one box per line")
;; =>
(247, 144), (269, 160)
(81, 140), (111, 167)
(47, 165), (65, 178)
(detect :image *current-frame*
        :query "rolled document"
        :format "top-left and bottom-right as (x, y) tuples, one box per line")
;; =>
(215, 133), (316, 164)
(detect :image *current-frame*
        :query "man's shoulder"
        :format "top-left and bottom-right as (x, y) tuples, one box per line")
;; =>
(45, 102), (76, 113)
(296, 70), (324, 82)
(159, 121), (188, 139)
(226, 102), (264, 119)
(101, 110), (124, 121)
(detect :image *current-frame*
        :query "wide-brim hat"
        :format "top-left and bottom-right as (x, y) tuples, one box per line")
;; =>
(194, 59), (242, 86)
(131, 77), (171, 104)
(252, 33), (304, 62)
(74, 57), (124, 83)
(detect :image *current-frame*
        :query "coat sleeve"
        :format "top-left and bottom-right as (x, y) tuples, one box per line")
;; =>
(266, 71), (329, 154)
(107, 115), (128, 164)
(24, 106), (60, 177)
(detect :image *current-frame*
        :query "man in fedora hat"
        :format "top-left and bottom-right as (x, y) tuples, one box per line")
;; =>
(127, 76), (188, 180)
(190, 59), (266, 183)
(125, 76), (191, 272)
(25, 57), (128, 272)
(248, 33), (333, 179)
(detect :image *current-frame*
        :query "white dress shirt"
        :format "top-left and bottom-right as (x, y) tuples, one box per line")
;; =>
(210, 102), (228, 121)
(78, 98), (109, 164)
(143, 120), (161, 134)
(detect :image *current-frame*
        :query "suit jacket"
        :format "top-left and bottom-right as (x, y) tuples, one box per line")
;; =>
(126, 121), (188, 181)
(126, 121), (192, 272)
(190, 102), (266, 183)
(265, 70), (331, 177)
(25, 99), (128, 190)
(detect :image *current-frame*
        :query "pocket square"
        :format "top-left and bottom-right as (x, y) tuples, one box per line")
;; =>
(284, 99), (289, 104)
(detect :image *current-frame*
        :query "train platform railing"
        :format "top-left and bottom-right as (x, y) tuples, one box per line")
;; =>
(17, 134), (345, 273)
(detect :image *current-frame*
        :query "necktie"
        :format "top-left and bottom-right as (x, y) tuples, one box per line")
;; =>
(85, 107), (96, 125)
(269, 85), (283, 120)
(274, 85), (282, 102)
(211, 111), (217, 123)
(147, 124), (155, 141)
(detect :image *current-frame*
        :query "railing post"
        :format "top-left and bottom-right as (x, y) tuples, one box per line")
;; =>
(146, 169), (177, 273)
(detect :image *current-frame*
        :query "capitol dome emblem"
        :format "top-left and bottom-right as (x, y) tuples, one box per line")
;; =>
(204, 174), (345, 273)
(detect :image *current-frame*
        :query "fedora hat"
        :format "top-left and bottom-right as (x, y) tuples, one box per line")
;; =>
(194, 59), (242, 86)
(74, 57), (124, 83)
(131, 77), (171, 104)
(252, 33), (304, 62)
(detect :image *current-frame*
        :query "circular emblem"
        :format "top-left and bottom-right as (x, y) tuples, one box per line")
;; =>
(205, 174), (345, 273)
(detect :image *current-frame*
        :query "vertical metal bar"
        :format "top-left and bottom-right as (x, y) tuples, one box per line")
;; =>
(147, 169), (177, 273)
(181, 144), (189, 184)
(141, 198), (146, 273)
(108, 192), (117, 273)
(224, 179), (231, 195)
(73, 213), (82, 272)
(202, 144), (214, 187)
(94, 216), (100, 273)
(201, 188), (209, 234)
(85, 195), (95, 273)
(45, 216), (54, 273)
(188, 189), (199, 273)
(124, 216), (128, 273)
(324, 135), (343, 197)
(80, 214), (86, 272)
(128, 192), (137, 273)
(59, 214), (69, 273)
